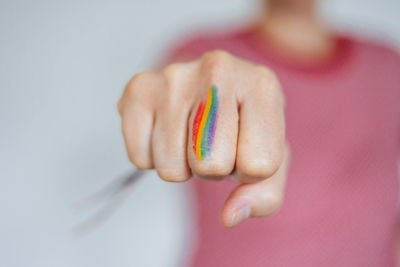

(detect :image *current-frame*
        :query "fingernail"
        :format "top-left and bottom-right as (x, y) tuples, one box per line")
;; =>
(231, 205), (251, 227)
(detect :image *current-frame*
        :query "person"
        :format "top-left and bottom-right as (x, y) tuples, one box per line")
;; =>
(117, 0), (400, 266)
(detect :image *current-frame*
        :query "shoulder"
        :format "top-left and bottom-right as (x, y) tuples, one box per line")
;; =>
(350, 36), (400, 116)
(350, 35), (400, 67)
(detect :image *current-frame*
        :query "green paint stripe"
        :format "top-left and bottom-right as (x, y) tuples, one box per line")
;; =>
(200, 86), (217, 158)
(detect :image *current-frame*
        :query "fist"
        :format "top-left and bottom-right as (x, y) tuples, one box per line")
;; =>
(118, 50), (289, 227)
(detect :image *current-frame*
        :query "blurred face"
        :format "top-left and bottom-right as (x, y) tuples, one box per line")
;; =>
(266, 0), (317, 10)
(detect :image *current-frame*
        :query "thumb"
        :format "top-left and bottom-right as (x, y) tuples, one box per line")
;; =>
(220, 143), (290, 228)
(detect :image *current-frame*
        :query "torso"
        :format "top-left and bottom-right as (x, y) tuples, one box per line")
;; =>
(170, 28), (400, 267)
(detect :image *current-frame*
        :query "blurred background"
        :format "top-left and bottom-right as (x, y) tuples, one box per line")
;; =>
(0, 0), (399, 266)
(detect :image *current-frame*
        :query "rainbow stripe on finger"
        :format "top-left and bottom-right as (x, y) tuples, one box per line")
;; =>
(192, 86), (219, 160)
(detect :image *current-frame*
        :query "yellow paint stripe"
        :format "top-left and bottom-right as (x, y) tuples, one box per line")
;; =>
(195, 88), (213, 159)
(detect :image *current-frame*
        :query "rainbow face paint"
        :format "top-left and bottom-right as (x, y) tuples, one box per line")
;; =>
(192, 86), (219, 160)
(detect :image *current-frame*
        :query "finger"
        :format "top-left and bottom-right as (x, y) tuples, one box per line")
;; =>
(236, 67), (285, 182)
(151, 65), (192, 182)
(119, 72), (159, 169)
(188, 85), (238, 179)
(221, 143), (290, 228)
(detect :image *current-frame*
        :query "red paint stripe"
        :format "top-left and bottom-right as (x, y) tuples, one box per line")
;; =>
(192, 101), (206, 153)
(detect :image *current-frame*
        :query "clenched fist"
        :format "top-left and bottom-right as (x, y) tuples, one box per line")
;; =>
(118, 50), (289, 228)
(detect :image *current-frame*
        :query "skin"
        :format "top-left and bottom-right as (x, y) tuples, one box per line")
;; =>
(118, 0), (333, 228)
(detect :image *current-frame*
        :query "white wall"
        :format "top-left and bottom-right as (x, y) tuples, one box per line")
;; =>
(0, 0), (399, 266)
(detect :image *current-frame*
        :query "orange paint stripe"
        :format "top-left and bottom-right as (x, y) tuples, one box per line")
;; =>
(195, 88), (213, 159)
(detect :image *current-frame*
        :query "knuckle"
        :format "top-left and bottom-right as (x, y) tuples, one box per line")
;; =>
(240, 157), (280, 179)
(255, 65), (278, 82)
(194, 160), (232, 177)
(157, 167), (190, 183)
(202, 50), (232, 62)
(129, 71), (153, 87)
(127, 151), (152, 170)
(201, 50), (232, 79)
(161, 63), (188, 101)
(125, 72), (152, 100)
(162, 63), (183, 80)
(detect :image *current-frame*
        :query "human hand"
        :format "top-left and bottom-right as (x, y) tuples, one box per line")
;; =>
(118, 50), (289, 227)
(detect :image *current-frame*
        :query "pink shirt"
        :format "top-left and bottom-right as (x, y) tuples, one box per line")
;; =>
(170, 28), (400, 266)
